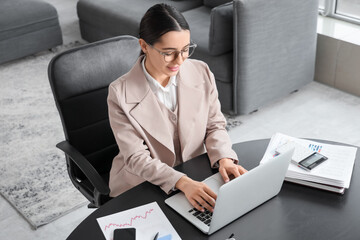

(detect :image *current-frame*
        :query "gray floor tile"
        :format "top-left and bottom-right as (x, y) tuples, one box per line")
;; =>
(229, 82), (360, 148)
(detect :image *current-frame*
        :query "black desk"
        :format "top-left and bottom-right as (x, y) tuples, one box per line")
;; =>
(67, 139), (360, 240)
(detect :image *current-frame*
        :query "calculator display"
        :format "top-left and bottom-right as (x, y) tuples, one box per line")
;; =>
(298, 153), (328, 170)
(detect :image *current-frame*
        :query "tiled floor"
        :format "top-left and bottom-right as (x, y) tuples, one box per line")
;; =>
(1, 0), (360, 239)
(228, 81), (360, 148)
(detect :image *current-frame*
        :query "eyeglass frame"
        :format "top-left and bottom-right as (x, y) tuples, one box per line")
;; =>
(146, 41), (197, 62)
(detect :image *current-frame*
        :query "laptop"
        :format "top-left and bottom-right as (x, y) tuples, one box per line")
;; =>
(165, 147), (294, 235)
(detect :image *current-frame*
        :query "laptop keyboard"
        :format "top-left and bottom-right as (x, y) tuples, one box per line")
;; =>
(188, 208), (213, 226)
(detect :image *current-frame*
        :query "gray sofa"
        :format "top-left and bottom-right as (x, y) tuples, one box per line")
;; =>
(77, 0), (318, 115)
(0, 0), (63, 64)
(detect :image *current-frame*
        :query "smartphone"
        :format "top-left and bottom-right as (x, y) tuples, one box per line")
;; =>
(113, 228), (136, 240)
(298, 152), (328, 171)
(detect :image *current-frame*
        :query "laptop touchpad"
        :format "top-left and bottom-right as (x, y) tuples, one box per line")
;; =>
(203, 174), (225, 195)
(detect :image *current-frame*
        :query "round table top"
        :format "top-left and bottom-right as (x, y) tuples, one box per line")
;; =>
(67, 139), (360, 240)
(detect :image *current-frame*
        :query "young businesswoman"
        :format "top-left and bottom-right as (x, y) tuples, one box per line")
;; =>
(107, 3), (247, 212)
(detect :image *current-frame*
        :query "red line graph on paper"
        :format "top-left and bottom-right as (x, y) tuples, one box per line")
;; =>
(103, 208), (154, 231)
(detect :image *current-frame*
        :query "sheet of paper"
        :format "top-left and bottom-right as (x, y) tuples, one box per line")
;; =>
(97, 202), (181, 240)
(261, 133), (357, 188)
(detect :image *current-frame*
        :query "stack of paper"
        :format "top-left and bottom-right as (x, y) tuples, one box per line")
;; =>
(260, 133), (357, 194)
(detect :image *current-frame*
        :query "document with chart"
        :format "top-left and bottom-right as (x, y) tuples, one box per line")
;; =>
(97, 202), (181, 240)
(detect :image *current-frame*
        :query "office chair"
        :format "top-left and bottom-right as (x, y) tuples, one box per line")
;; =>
(48, 35), (140, 207)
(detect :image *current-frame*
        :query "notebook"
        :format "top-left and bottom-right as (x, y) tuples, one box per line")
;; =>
(165, 147), (294, 235)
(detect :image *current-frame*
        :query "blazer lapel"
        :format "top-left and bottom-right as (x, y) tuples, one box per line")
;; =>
(177, 62), (204, 154)
(126, 57), (174, 154)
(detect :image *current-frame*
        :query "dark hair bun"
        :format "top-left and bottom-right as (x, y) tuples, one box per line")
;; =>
(139, 4), (190, 45)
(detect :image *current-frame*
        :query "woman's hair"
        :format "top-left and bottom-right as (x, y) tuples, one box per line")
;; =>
(139, 3), (190, 47)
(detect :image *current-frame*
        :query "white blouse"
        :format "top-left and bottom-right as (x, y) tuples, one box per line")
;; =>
(141, 57), (178, 111)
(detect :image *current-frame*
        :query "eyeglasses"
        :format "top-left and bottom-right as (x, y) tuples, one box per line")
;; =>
(147, 42), (197, 62)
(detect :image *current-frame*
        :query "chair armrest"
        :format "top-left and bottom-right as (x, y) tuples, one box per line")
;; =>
(56, 140), (110, 195)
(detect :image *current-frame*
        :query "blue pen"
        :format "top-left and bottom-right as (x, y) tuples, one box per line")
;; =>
(157, 234), (172, 240)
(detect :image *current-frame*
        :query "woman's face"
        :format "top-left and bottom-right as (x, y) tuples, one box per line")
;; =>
(140, 30), (191, 84)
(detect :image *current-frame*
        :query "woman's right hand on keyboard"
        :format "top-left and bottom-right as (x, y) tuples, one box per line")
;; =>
(175, 175), (217, 212)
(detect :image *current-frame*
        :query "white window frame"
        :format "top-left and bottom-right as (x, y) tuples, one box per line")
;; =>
(320, 0), (360, 25)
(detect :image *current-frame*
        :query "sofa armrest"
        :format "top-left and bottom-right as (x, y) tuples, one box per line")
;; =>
(232, 0), (319, 114)
(209, 2), (233, 56)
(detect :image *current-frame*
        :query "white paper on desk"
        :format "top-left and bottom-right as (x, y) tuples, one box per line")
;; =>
(97, 202), (181, 240)
(261, 133), (357, 188)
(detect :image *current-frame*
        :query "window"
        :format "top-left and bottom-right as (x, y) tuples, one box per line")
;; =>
(319, 0), (326, 10)
(320, 0), (360, 24)
(336, 0), (360, 20)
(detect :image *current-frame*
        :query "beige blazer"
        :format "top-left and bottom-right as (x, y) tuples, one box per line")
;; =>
(107, 56), (238, 197)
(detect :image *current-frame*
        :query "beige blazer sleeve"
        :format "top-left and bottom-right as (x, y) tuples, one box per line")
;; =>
(202, 64), (239, 167)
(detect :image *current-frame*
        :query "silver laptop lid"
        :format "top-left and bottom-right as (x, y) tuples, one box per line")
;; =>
(208, 148), (293, 234)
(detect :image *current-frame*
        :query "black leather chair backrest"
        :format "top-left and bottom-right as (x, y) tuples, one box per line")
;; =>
(49, 36), (140, 180)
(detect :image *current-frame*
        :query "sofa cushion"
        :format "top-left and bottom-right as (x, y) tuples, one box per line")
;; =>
(77, 0), (203, 38)
(192, 49), (233, 84)
(182, 4), (233, 57)
(182, 6), (232, 83)
(209, 2), (233, 56)
(182, 6), (211, 57)
(0, 0), (60, 41)
(204, 0), (232, 8)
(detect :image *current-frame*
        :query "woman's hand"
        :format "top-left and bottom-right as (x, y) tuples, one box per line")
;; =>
(175, 176), (217, 212)
(218, 158), (247, 183)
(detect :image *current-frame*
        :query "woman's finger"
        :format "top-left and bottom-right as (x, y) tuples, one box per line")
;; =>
(238, 165), (248, 174)
(194, 195), (214, 212)
(231, 167), (241, 178)
(189, 198), (204, 212)
(204, 185), (217, 201)
(200, 184), (217, 211)
(219, 166), (230, 183)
